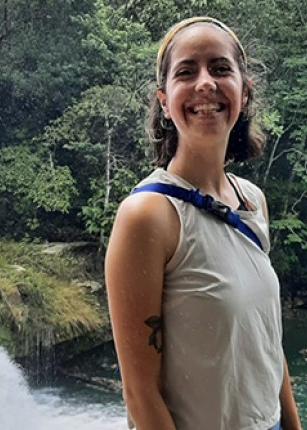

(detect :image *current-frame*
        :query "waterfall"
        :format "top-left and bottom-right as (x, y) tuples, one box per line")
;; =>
(0, 346), (41, 429)
(0, 347), (126, 430)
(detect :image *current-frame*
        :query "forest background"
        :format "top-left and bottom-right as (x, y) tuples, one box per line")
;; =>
(0, 0), (306, 302)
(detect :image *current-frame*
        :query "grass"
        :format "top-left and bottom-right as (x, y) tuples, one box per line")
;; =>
(0, 241), (109, 357)
(0, 241), (86, 280)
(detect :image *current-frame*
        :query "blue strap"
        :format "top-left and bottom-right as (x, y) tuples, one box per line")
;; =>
(132, 183), (263, 251)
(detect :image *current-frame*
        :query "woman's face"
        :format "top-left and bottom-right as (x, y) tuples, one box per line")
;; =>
(158, 24), (247, 147)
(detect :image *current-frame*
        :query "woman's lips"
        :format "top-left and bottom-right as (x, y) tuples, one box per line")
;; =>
(186, 102), (225, 114)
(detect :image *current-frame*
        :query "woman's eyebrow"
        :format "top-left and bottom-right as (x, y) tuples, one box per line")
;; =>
(173, 57), (233, 70)
(209, 56), (233, 65)
(172, 59), (196, 69)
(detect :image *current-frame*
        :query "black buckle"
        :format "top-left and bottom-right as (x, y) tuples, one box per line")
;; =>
(209, 200), (232, 222)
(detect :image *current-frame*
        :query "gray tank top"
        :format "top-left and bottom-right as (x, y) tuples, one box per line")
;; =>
(130, 168), (284, 430)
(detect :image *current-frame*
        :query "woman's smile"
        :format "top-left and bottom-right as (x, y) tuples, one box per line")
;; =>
(184, 100), (227, 124)
(186, 102), (225, 114)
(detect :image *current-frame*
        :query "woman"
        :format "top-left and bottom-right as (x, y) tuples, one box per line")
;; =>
(105, 17), (302, 430)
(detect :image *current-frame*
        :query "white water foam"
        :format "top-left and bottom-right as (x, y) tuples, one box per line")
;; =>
(0, 347), (127, 430)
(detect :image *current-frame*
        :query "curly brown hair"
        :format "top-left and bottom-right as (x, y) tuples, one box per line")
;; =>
(147, 21), (266, 168)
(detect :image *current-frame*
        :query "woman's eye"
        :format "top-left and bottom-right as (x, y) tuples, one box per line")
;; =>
(176, 69), (192, 77)
(213, 66), (231, 75)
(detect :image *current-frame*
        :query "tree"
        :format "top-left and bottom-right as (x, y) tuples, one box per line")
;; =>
(0, 146), (77, 237)
(37, 84), (148, 247)
(0, 0), (95, 147)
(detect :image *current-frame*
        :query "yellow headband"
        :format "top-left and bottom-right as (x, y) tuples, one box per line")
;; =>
(156, 16), (247, 86)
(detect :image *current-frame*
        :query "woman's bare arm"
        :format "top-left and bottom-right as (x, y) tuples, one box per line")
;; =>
(280, 359), (302, 430)
(261, 191), (302, 429)
(105, 193), (178, 430)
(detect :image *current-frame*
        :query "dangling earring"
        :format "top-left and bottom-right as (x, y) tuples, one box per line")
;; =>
(160, 115), (175, 131)
(224, 156), (235, 167)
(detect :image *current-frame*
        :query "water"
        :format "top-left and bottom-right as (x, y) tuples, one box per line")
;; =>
(0, 347), (127, 430)
(0, 310), (306, 430)
(31, 386), (127, 430)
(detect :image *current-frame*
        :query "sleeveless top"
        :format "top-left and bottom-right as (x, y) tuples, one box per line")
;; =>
(130, 168), (284, 430)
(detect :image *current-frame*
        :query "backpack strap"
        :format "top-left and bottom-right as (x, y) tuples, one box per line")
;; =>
(132, 182), (263, 251)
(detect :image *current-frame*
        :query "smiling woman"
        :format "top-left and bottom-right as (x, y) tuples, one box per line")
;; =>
(157, 24), (246, 149)
(151, 17), (263, 169)
(105, 17), (302, 430)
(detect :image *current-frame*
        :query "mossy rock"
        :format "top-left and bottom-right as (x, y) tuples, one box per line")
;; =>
(0, 240), (111, 361)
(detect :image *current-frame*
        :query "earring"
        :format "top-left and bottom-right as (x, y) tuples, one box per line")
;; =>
(160, 115), (175, 131)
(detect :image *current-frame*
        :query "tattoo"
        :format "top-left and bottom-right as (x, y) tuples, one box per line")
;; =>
(144, 315), (163, 353)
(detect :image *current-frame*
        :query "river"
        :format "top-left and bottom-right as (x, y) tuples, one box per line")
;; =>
(0, 346), (127, 429)
(0, 311), (306, 429)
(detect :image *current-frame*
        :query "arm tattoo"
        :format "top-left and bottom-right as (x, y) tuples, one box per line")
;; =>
(144, 315), (163, 353)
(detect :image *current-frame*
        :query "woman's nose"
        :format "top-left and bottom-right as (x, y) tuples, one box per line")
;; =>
(195, 68), (217, 94)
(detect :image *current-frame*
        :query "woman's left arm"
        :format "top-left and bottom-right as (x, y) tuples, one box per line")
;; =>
(280, 357), (302, 430)
(260, 190), (302, 429)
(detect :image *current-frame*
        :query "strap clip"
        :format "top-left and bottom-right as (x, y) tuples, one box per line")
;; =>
(209, 200), (232, 222)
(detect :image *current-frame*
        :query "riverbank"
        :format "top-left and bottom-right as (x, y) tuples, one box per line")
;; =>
(0, 240), (111, 377)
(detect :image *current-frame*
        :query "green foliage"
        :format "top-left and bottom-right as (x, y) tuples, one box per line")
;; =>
(271, 217), (307, 249)
(1, 0), (307, 293)
(82, 167), (139, 236)
(36, 84), (147, 239)
(0, 0), (95, 146)
(0, 146), (77, 236)
(262, 111), (284, 139)
(29, 166), (78, 213)
(78, 0), (155, 87)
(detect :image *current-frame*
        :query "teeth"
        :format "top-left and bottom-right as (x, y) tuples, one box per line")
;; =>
(191, 103), (222, 113)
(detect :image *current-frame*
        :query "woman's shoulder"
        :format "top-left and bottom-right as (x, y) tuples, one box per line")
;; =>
(228, 173), (269, 223)
(116, 191), (172, 235)
(123, 168), (178, 216)
(133, 168), (182, 189)
(122, 167), (182, 236)
(228, 172), (263, 193)
(114, 172), (180, 263)
(227, 173), (266, 204)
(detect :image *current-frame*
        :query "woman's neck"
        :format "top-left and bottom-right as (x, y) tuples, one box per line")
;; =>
(167, 146), (229, 198)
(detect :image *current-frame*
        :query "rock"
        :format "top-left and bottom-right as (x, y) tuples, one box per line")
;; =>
(72, 280), (102, 293)
(90, 376), (122, 392)
(8, 265), (26, 273)
(0, 287), (28, 329)
(41, 242), (97, 256)
(293, 297), (307, 309)
(58, 368), (122, 393)
(0, 287), (23, 306)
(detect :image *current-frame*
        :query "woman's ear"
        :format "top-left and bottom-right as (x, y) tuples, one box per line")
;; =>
(242, 91), (248, 109)
(242, 78), (253, 109)
(157, 89), (171, 119)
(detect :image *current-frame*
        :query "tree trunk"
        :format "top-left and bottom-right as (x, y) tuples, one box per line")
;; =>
(104, 117), (112, 211)
(98, 117), (113, 254)
(262, 135), (281, 187)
